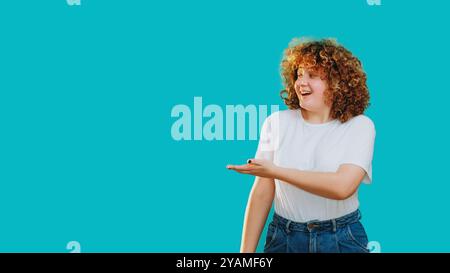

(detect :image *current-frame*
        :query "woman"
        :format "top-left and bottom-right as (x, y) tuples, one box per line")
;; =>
(227, 38), (375, 253)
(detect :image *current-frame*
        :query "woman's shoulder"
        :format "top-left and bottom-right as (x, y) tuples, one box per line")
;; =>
(263, 109), (298, 125)
(267, 109), (297, 120)
(345, 114), (375, 132)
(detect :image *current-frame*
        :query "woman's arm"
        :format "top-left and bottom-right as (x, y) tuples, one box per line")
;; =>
(228, 160), (365, 200)
(273, 164), (365, 200)
(240, 176), (275, 253)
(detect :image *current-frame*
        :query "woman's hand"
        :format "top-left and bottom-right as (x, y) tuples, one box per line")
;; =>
(227, 158), (279, 179)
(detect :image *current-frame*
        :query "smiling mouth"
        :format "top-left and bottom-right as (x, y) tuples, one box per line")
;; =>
(301, 92), (312, 96)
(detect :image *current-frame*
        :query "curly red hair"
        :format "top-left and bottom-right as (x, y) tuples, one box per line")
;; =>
(280, 38), (370, 123)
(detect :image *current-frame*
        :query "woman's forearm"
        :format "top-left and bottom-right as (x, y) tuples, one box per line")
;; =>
(273, 167), (346, 200)
(240, 179), (274, 253)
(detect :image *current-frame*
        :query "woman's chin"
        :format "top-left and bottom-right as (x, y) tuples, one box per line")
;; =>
(299, 102), (313, 110)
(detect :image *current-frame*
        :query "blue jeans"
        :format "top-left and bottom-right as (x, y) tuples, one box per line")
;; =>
(263, 209), (370, 253)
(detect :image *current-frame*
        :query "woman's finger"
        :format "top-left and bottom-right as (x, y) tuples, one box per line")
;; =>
(247, 158), (263, 165)
(227, 164), (252, 171)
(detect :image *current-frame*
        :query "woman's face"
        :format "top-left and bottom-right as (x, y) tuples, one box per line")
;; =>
(294, 67), (330, 112)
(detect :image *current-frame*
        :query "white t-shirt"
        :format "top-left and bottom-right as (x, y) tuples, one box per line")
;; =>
(255, 109), (376, 222)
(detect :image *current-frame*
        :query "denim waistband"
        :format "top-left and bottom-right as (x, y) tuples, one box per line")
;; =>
(272, 210), (362, 233)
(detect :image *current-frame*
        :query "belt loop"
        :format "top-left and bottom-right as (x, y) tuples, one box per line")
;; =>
(285, 220), (292, 234)
(332, 219), (337, 232)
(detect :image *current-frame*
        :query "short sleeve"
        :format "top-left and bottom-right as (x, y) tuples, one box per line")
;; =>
(254, 113), (279, 162)
(340, 116), (376, 184)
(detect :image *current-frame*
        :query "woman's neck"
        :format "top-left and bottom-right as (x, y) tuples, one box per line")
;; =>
(300, 108), (333, 124)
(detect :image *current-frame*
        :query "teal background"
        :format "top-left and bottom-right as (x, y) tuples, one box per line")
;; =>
(0, 0), (449, 252)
